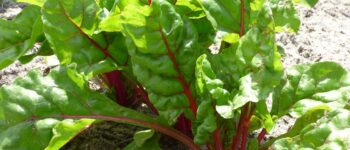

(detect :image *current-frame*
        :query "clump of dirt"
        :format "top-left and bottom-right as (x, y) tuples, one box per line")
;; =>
(278, 0), (350, 71)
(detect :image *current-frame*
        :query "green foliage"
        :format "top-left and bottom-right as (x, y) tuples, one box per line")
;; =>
(0, 5), (41, 69)
(3, 0), (350, 149)
(0, 67), (156, 149)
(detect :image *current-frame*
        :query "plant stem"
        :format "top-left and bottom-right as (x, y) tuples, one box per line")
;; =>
(258, 128), (267, 144)
(214, 128), (223, 150)
(239, 0), (245, 36)
(134, 85), (159, 115)
(105, 71), (129, 106)
(148, 0), (151, 5)
(232, 104), (249, 149)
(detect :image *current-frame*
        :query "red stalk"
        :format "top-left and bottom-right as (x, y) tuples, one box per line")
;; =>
(175, 114), (193, 137)
(33, 115), (199, 150)
(257, 128), (267, 144)
(214, 128), (223, 150)
(148, 0), (151, 5)
(134, 85), (159, 115)
(231, 0), (248, 148)
(105, 71), (130, 106)
(239, 0), (245, 37)
(232, 104), (249, 149)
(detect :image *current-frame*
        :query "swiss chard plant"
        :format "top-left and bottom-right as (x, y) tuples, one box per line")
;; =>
(1, 0), (350, 149)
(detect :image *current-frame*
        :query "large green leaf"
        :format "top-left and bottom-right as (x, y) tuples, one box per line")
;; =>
(120, 0), (202, 125)
(0, 67), (156, 150)
(272, 62), (350, 118)
(0, 5), (42, 69)
(272, 109), (350, 149)
(42, 0), (120, 74)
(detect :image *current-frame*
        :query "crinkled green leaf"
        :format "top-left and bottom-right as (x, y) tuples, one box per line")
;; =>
(120, 0), (202, 125)
(0, 67), (156, 149)
(272, 109), (350, 149)
(42, 0), (119, 74)
(0, 5), (42, 69)
(232, 26), (283, 109)
(292, 0), (318, 7)
(270, 0), (300, 32)
(272, 62), (350, 118)
(46, 119), (95, 150)
(198, 0), (241, 33)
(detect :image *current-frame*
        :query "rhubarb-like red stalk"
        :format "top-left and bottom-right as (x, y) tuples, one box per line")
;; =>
(232, 104), (249, 149)
(214, 128), (223, 150)
(257, 128), (267, 144)
(105, 71), (130, 106)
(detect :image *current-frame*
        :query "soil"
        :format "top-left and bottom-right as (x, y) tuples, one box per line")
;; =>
(1, 0), (349, 149)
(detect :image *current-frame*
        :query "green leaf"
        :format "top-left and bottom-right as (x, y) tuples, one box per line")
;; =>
(120, 0), (202, 124)
(175, 0), (206, 19)
(19, 40), (54, 64)
(98, 6), (122, 32)
(16, 0), (45, 7)
(232, 27), (283, 109)
(0, 66), (156, 149)
(42, 0), (119, 74)
(193, 100), (217, 144)
(270, 0), (300, 32)
(271, 109), (350, 149)
(198, 0), (241, 33)
(292, 0), (318, 7)
(272, 62), (350, 118)
(124, 131), (161, 150)
(263, 105), (331, 148)
(46, 119), (95, 150)
(134, 129), (156, 147)
(254, 101), (274, 132)
(0, 5), (42, 69)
